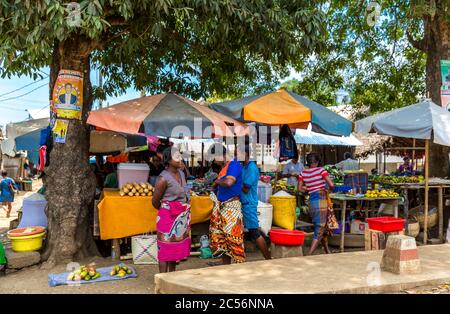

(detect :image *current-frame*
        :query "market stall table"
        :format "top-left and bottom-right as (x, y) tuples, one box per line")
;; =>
(329, 193), (402, 252)
(392, 179), (450, 243)
(98, 190), (214, 257)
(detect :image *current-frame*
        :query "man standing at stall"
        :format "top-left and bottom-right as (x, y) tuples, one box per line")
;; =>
(208, 144), (245, 265)
(241, 146), (271, 260)
(335, 152), (359, 171)
(282, 154), (304, 188)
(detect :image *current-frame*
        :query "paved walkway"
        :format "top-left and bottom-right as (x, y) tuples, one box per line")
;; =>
(155, 244), (450, 294)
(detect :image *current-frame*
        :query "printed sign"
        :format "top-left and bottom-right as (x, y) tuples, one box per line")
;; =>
(53, 119), (69, 143)
(440, 60), (450, 87)
(52, 69), (83, 120)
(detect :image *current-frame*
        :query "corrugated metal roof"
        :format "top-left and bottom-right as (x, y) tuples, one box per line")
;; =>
(294, 129), (362, 146)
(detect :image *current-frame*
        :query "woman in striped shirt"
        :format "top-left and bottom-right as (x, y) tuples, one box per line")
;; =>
(298, 153), (334, 255)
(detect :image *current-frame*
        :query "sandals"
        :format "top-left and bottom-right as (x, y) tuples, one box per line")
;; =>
(206, 261), (223, 267)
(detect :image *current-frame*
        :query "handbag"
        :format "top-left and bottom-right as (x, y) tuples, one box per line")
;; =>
(326, 196), (339, 230)
(131, 234), (158, 264)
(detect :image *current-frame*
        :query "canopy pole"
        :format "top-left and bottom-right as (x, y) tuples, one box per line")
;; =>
(423, 139), (430, 245)
(201, 142), (205, 177)
(412, 139), (416, 171)
(261, 144), (265, 172)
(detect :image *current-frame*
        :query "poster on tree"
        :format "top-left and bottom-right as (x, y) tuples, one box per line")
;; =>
(440, 60), (450, 87)
(52, 69), (83, 120)
(53, 119), (69, 143)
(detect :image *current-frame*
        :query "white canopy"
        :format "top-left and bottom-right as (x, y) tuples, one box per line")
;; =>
(355, 100), (450, 147)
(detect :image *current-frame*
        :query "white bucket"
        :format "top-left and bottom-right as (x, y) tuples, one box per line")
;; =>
(257, 201), (273, 236)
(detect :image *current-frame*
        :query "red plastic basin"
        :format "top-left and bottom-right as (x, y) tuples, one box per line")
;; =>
(366, 217), (405, 232)
(269, 229), (305, 246)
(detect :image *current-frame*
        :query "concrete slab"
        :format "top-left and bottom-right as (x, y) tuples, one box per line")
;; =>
(6, 250), (41, 269)
(155, 244), (450, 294)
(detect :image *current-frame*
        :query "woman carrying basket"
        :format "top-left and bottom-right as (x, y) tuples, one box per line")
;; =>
(298, 153), (337, 255)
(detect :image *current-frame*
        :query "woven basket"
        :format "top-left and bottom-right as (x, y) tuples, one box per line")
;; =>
(407, 221), (420, 238)
(409, 205), (438, 230)
(416, 212), (438, 229)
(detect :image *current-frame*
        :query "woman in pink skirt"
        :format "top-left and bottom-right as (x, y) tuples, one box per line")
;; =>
(152, 147), (191, 273)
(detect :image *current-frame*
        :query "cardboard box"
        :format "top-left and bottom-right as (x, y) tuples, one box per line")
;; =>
(365, 229), (404, 251)
(350, 220), (368, 235)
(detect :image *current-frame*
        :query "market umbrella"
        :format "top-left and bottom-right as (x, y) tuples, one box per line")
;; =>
(87, 93), (248, 139)
(211, 88), (353, 136)
(355, 99), (450, 243)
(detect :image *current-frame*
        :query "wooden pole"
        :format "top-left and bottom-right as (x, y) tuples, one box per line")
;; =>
(412, 139), (416, 171)
(201, 142), (204, 177)
(261, 144), (265, 172)
(423, 140), (429, 245)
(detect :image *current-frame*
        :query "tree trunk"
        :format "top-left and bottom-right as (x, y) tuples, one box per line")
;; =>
(41, 37), (99, 267)
(424, 11), (450, 177)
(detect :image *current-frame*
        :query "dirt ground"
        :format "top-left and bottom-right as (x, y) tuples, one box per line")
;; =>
(1, 179), (448, 294)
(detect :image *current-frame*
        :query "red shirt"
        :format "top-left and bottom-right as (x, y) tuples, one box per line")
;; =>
(299, 167), (329, 193)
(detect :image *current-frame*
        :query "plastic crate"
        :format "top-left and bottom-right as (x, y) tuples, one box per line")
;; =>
(366, 217), (405, 232)
(333, 185), (352, 193)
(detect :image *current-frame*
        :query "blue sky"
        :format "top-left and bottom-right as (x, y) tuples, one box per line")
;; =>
(0, 67), (302, 129)
(0, 67), (141, 128)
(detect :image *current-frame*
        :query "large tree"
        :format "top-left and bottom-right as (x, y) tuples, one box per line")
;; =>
(0, 0), (326, 265)
(279, 0), (448, 176)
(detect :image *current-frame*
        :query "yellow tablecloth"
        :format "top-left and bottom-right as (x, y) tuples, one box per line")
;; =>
(98, 190), (213, 240)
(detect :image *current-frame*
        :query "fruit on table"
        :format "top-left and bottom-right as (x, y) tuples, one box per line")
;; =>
(365, 189), (399, 198)
(120, 182), (154, 197)
(66, 263), (101, 282)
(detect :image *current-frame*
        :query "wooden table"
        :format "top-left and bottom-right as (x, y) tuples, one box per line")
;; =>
(97, 190), (214, 259)
(392, 182), (450, 243)
(330, 194), (401, 253)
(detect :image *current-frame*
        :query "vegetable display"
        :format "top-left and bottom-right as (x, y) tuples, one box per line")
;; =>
(66, 263), (101, 282)
(370, 175), (424, 185)
(110, 264), (133, 277)
(119, 182), (154, 197)
(365, 189), (399, 198)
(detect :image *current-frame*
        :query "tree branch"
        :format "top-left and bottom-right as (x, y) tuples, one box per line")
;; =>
(406, 29), (427, 52)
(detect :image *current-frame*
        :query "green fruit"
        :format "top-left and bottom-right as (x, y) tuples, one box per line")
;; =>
(84, 274), (91, 281)
(122, 265), (128, 271)
(126, 269), (132, 275)
(80, 271), (88, 279)
(114, 265), (120, 272)
(88, 270), (96, 277)
(92, 272), (101, 280)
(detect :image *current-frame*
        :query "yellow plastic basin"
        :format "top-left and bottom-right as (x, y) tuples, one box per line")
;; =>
(7, 230), (46, 252)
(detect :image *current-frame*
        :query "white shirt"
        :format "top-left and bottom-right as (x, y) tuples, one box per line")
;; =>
(336, 158), (359, 171)
(282, 161), (304, 186)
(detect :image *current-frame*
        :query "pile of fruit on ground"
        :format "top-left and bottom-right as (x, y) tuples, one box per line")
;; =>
(365, 189), (399, 198)
(67, 263), (101, 281)
(110, 264), (133, 277)
(119, 182), (154, 197)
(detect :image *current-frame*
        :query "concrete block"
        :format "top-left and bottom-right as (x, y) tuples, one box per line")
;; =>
(271, 243), (303, 258)
(381, 235), (420, 275)
(6, 250), (41, 269)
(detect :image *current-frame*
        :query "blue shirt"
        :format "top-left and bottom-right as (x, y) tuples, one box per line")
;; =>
(240, 161), (259, 209)
(0, 177), (15, 202)
(217, 159), (243, 202)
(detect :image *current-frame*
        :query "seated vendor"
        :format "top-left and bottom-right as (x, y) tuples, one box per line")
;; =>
(103, 162), (118, 189)
(397, 157), (413, 174)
